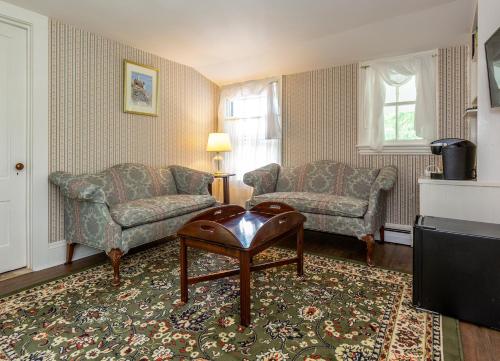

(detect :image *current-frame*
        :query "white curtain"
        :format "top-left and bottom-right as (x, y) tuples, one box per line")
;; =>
(217, 78), (281, 206)
(363, 51), (436, 150)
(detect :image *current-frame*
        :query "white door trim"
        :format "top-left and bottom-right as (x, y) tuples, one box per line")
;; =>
(0, 1), (48, 271)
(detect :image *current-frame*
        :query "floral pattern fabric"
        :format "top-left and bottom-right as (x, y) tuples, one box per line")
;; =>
(120, 209), (211, 253)
(168, 165), (214, 195)
(49, 172), (107, 203)
(364, 166), (398, 235)
(244, 161), (397, 240)
(91, 164), (179, 206)
(64, 198), (123, 252)
(110, 195), (216, 228)
(249, 192), (368, 218)
(302, 212), (367, 238)
(51, 164), (180, 206)
(242, 163), (280, 196)
(275, 160), (379, 201)
(102, 164), (179, 205)
(49, 163), (216, 254)
(0, 241), (457, 360)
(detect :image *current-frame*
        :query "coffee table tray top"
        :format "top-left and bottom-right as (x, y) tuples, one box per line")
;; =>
(177, 202), (306, 250)
(176, 202), (306, 326)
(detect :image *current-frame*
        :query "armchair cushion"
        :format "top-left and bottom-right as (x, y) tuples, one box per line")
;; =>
(343, 167), (380, 200)
(249, 192), (368, 218)
(110, 194), (216, 228)
(50, 164), (179, 206)
(101, 164), (178, 205)
(275, 161), (379, 200)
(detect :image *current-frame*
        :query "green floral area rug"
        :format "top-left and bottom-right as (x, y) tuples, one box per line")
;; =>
(0, 241), (462, 360)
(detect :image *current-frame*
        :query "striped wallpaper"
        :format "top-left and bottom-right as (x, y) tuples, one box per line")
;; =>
(282, 46), (469, 226)
(49, 20), (219, 242)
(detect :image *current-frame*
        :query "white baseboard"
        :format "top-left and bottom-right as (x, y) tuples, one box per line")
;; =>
(32, 241), (102, 271)
(383, 223), (413, 246)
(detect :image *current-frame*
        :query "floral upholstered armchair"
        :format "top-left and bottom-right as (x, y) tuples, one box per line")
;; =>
(243, 160), (397, 266)
(50, 163), (216, 285)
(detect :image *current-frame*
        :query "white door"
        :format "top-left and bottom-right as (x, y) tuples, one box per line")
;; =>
(0, 20), (27, 273)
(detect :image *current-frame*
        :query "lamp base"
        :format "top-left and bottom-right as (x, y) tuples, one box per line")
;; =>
(212, 153), (224, 174)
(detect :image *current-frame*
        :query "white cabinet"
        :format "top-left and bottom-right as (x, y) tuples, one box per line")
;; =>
(419, 177), (500, 223)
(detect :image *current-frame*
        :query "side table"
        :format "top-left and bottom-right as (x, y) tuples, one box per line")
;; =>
(207, 173), (235, 204)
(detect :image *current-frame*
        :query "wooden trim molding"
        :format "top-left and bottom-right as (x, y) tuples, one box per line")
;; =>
(356, 144), (432, 155)
(0, 0), (49, 271)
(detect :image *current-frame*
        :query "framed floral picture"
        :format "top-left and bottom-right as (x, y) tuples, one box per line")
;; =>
(123, 60), (159, 116)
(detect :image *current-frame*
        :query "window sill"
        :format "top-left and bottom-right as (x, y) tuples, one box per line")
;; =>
(357, 144), (431, 155)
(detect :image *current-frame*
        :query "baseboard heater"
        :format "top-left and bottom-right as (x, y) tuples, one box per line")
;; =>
(383, 225), (412, 246)
(384, 227), (411, 234)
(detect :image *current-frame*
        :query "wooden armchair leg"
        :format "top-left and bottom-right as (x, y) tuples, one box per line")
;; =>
(65, 243), (76, 264)
(377, 225), (385, 244)
(107, 248), (123, 286)
(362, 234), (375, 267)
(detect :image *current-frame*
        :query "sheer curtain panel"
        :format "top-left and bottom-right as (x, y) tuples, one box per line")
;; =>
(217, 78), (281, 206)
(361, 51), (436, 151)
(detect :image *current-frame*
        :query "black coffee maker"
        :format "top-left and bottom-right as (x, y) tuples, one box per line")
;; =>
(430, 138), (476, 180)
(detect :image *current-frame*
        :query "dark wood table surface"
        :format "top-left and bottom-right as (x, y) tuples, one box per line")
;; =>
(176, 202), (306, 326)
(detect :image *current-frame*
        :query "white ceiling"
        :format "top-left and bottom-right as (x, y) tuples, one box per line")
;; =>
(5, 0), (475, 85)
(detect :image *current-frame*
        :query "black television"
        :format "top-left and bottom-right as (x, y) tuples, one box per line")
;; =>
(485, 26), (500, 108)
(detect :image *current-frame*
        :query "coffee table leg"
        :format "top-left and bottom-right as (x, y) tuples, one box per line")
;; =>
(297, 225), (304, 276)
(239, 252), (251, 326)
(180, 238), (188, 303)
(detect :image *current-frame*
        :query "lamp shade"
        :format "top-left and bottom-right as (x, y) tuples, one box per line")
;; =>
(206, 133), (232, 152)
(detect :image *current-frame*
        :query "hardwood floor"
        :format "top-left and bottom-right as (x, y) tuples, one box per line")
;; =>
(0, 231), (499, 360)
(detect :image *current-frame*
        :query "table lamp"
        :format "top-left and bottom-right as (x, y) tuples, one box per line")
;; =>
(206, 132), (232, 175)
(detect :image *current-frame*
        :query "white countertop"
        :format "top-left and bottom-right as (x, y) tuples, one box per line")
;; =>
(418, 177), (500, 187)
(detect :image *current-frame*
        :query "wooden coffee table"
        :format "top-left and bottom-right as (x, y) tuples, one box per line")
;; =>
(176, 202), (306, 326)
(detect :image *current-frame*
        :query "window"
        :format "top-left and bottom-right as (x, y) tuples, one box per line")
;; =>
(218, 78), (281, 205)
(225, 95), (266, 120)
(358, 51), (437, 154)
(383, 76), (421, 142)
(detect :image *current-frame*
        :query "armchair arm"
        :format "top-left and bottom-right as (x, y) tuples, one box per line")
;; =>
(372, 165), (398, 192)
(49, 171), (106, 203)
(64, 198), (122, 252)
(364, 166), (398, 234)
(243, 163), (280, 196)
(168, 165), (214, 195)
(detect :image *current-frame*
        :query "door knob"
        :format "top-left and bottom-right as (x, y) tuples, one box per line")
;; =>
(15, 163), (24, 171)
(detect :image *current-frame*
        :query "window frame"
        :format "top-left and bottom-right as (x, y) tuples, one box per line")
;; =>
(224, 94), (268, 120)
(357, 50), (438, 155)
(383, 78), (420, 144)
(224, 80), (281, 122)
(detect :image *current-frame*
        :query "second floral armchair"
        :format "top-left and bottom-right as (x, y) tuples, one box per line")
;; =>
(244, 160), (397, 266)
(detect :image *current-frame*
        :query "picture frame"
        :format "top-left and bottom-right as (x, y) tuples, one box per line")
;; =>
(123, 60), (159, 116)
